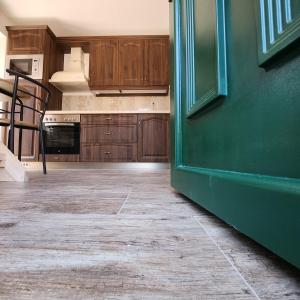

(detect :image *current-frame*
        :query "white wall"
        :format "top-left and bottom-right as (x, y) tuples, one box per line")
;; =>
(0, 11), (13, 142)
(0, 11), (12, 78)
(0, 10), (12, 36)
(0, 33), (7, 79)
(0, 0), (169, 36)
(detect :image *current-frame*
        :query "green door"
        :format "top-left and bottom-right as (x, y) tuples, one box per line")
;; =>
(170, 0), (300, 268)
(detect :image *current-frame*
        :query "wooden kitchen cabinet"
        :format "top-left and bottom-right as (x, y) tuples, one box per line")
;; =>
(88, 36), (169, 91)
(81, 125), (137, 144)
(80, 114), (169, 162)
(7, 29), (44, 54)
(118, 39), (144, 86)
(138, 114), (170, 162)
(144, 38), (169, 86)
(81, 144), (137, 162)
(81, 114), (137, 125)
(89, 39), (119, 89)
(6, 26), (63, 111)
(80, 114), (138, 162)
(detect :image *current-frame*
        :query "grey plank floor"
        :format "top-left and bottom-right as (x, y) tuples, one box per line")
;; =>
(0, 166), (299, 299)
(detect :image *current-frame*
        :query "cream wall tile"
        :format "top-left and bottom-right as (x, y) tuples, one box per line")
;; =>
(62, 94), (170, 112)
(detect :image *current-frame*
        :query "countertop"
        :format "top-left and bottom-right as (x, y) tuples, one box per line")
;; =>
(45, 110), (170, 114)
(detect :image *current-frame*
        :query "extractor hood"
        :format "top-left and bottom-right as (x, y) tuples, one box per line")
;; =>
(49, 47), (90, 93)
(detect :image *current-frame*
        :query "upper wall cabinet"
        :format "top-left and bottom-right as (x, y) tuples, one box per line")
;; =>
(144, 38), (169, 86)
(89, 39), (119, 89)
(183, 0), (227, 117)
(119, 39), (145, 86)
(256, 0), (300, 66)
(6, 26), (63, 111)
(7, 29), (45, 54)
(89, 36), (170, 91)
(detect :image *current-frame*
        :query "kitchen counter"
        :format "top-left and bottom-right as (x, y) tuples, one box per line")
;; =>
(45, 110), (170, 114)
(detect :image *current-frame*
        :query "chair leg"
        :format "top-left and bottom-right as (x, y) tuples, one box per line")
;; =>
(40, 128), (47, 174)
(8, 129), (11, 150)
(8, 127), (14, 153)
(18, 129), (23, 161)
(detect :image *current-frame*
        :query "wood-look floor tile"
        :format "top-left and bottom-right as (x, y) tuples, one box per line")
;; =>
(0, 167), (298, 299)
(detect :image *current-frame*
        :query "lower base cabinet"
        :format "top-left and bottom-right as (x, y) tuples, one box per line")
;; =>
(79, 113), (169, 162)
(137, 114), (169, 162)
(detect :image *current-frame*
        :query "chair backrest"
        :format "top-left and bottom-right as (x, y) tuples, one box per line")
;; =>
(6, 69), (51, 125)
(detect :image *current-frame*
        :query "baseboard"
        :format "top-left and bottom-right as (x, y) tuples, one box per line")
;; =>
(172, 165), (300, 268)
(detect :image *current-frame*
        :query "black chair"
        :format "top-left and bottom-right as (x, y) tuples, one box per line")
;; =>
(6, 69), (51, 174)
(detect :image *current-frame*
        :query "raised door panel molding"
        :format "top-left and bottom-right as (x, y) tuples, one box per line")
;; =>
(257, 0), (300, 66)
(144, 38), (170, 86)
(89, 40), (119, 88)
(7, 30), (44, 54)
(184, 0), (227, 117)
(119, 39), (144, 86)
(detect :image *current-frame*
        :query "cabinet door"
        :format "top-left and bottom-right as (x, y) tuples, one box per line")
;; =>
(144, 38), (169, 86)
(7, 29), (44, 54)
(89, 40), (119, 89)
(138, 114), (169, 162)
(119, 39), (144, 86)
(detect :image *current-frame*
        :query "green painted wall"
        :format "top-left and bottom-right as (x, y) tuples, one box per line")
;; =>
(170, 0), (300, 268)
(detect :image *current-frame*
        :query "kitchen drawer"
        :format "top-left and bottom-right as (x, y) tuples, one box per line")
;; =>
(42, 154), (80, 162)
(81, 114), (137, 125)
(80, 144), (137, 162)
(81, 125), (137, 143)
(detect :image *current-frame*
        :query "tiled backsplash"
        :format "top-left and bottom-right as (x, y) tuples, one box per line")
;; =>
(62, 94), (170, 112)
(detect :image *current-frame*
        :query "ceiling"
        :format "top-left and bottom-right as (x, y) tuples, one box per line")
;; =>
(0, 0), (169, 37)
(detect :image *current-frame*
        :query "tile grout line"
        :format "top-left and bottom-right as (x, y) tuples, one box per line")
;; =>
(193, 217), (262, 300)
(117, 190), (132, 215)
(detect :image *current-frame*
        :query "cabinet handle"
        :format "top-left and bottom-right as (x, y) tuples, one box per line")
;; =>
(105, 117), (112, 120)
(104, 132), (111, 135)
(104, 152), (111, 155)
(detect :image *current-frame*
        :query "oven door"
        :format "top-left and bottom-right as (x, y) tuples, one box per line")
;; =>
(43, 123), (80, 154)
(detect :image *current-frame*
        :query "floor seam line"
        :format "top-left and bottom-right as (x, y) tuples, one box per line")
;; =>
(193, 216), (261, 300)
(117, 190), (132, 215)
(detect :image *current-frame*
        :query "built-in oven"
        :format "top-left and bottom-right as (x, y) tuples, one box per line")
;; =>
(43, 114), (80, 155)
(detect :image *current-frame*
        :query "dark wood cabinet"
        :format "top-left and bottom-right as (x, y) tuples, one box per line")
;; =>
(89, 40), (119, 89)
(81, 144), (137, 162)
(81, 125), (137, 144)
(6, 26), (63, 111)
(81, 114), (137, 125)
(80, 114), (138, 162)
(80, 114), (169, 162)
(144, 38), (169, 86)
(7, 29), (44, 54)
(6, 26), (63, 161)
(138, 114), (170, 162)
(42, 154), (80, 162)
(118, 39), (144, 86)
(88, 36), (169, 91)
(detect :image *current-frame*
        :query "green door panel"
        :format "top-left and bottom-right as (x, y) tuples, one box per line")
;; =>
(257, 0), (300, 66)
(170, 0), (300, 268)
(184, 0), (227, 116)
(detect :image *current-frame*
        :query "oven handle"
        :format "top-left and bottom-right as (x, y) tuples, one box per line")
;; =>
(44, 123), (78, 127)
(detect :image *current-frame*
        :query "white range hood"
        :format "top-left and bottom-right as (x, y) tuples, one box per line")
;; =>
(49, 47), (90, 93)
